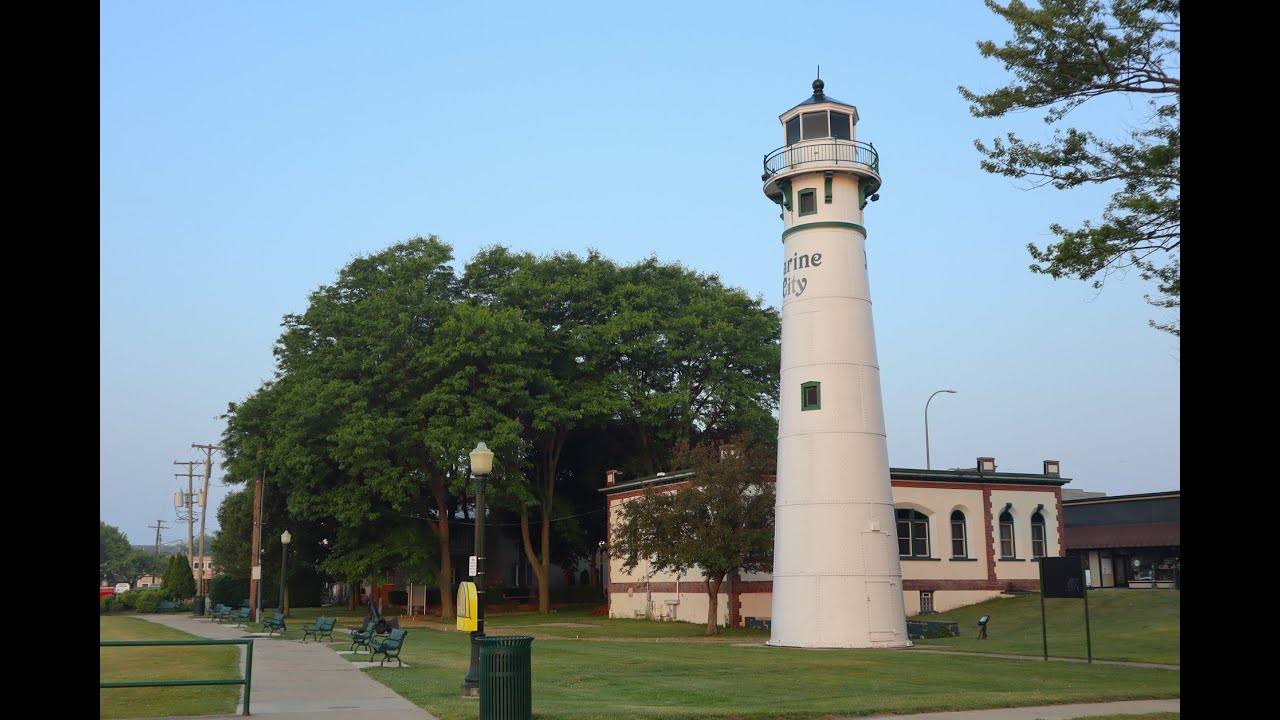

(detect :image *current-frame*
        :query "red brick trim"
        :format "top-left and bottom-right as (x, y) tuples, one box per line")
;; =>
(903, 579), (1041, 591)
(609, 580), (776, 594)
(1054, 487), (1065, 556)
(606, 481), (693, 503)
(983, 488), (997, 582)
(892, 481), (1061, 493)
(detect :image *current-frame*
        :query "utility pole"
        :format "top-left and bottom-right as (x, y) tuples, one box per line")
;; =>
(249, 447), (266, 623)
(192, 442), (222, 605)
(147, 520), (169, 558)
(174, 460), (201, 589)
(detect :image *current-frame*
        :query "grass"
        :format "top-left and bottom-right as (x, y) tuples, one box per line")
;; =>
(237, 591), (1179, 719)
(99, 616), (242, 719)
(909, 589), (1180, 665)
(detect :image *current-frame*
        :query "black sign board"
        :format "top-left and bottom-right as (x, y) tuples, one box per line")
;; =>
(1039, 556), (1085, 599)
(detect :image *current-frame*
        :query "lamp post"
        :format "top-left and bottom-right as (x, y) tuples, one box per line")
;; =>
(925, 389), (957, 470)
(460, 441), (494, 697)
(278, 530), (291, 615)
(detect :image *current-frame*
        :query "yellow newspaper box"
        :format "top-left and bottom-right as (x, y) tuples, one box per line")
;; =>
(456, 581), (478, 632)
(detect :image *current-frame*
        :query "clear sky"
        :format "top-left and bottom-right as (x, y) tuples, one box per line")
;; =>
(101, 1), (1180, 548)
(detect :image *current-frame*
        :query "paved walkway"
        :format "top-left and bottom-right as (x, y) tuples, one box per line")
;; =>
(129, 614), (1178, 720)
(135, 613), (436, 720)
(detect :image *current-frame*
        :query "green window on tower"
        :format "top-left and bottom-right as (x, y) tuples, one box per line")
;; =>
(798, 189), (817, 216)
(801, 381), (821, 411)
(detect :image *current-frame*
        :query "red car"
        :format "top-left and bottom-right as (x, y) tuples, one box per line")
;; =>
(100, 587), (115, 600)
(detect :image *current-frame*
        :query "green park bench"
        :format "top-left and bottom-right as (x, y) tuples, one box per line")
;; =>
(210, 605), (232, 622)
(155, 600), (180, 612)
(301, 616), (336, 643)
(229, 607), (251, 626)
(369, 628), (408, 667)
(349, 620), (376, 652)
(259, 611), (287, 636)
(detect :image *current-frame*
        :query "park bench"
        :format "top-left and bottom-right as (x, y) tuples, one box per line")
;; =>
(210, 605), (233, 622)
(301, 616), (336, 643)
(156, 600), (180, 612)
(229, 607), (252, 626)
(350, 620), (376, 652)
(259, 611), (287, 636)
(368, 628), (408, 667)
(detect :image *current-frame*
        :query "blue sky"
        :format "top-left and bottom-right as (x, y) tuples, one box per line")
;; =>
(101, 2), (1180, 548)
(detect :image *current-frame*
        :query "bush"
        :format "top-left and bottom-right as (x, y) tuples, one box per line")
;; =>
(100, 596), (116, 614)
(134, 589), (167, 613)
(162, 554), (196, 600)
(116, 589), (141, 610)
(209, 575), (251, 609)
(388, 590), (408, 606)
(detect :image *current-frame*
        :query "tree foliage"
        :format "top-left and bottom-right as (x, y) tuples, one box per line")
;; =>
(220, 235), (781, 618)
(162, 553), (196, 600)
(960, 0), (1180, 335)
(100, 521), (132, 583)
(610, 434), (776, 635)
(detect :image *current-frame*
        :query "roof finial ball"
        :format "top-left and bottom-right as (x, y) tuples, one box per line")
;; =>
(812, 78), (825, 97)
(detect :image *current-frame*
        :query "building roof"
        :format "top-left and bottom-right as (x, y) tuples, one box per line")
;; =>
(602, 465), (1069, 494)
(1064, 522), (1180, 550)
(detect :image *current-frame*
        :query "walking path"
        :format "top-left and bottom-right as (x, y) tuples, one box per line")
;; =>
(129, 614), (1177, 720)
(135, 613), (436, 720)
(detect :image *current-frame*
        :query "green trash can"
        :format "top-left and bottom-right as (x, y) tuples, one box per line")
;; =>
(478, 635), (534, 720)
(193, 596), (205, 616)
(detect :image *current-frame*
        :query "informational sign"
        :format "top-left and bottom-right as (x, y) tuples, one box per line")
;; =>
(456, 582), (478, 632)
(469, 555), (477, 577)
(251, 565), (261, 580)
(1040, 557), (1086, 599)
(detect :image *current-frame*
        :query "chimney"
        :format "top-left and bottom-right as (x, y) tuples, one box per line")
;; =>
(977, 457), (997, 473)
(1043, 460), (1061, 477)
(606, 469), (619, 486)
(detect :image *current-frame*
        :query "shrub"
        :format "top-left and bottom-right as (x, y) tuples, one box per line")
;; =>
(100, 596), (116, 614)
(550, 585), (602, 604)
(134, 588), (167, 613)
(162, 554), (196, 600)
(209, 575), (251, 609)
(388, 590), (408, 606)
(116, 588), (141, 610)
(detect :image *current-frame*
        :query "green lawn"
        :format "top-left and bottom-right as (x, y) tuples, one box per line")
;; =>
(350, 627), (1178, 720)
(909, 589), (1180, 665)
(99, 616), (242, 719)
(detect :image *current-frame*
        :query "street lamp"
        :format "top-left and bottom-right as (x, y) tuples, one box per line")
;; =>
(925, 390), (957, 470)
(279, 530), (291, 615)
(459, 441), (494, 697)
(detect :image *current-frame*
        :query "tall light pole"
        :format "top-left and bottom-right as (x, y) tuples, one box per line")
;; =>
(460, 441), (494, 697)
(278, 530), (291, 615)
(925, 390), (957, 470)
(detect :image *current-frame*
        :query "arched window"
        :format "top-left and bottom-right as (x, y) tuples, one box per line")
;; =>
(896, 509), (930, 558)
(999, 510), (1016, 559)
(1031, 511), (1047, 558)
(950, 510), (968, 558)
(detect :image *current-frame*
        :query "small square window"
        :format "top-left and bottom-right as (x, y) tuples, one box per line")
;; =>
(798, 189), (817, 216)
(801, 381), (821, 410)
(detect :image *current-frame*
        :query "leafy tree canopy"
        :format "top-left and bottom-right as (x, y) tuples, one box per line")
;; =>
(610, 433), (776, 635)
(100, 521), (132, 584)
(960, 0), (1180, 335)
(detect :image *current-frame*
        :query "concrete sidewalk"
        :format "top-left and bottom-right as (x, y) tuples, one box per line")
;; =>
(129, 614), (1177, 720)
(135, 613), (436, 720)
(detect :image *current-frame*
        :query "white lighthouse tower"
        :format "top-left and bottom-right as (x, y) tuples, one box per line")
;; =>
(763, 79), (910, 648)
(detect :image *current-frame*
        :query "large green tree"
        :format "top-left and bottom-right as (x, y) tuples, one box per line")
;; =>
(100, 521), (132, 583)
(610, 434), (776, 635)
(960, 0), (1180, 336)
(222, 236), (466, 617)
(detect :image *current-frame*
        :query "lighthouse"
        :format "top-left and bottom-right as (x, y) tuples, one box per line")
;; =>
(763, 79), (910, 648)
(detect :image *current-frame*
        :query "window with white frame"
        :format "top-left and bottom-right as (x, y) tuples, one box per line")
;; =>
(999, 510), (1016, 559)
(950, 510), (968, 558)
(896, 508), (930, 558)
(1031, 511), (1047, 558)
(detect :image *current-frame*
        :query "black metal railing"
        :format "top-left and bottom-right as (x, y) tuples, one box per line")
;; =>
(100, 638), (254, 716)
(763, 140), (879, 179)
